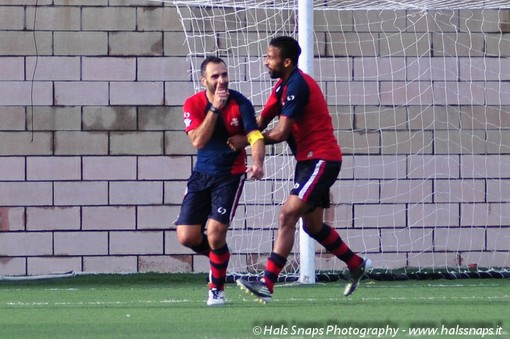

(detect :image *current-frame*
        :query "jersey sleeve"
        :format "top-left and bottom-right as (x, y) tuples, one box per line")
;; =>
(280, 76), (309, 121)
(183, 96), (205, 133)
(260, 80), (283, 122)
(239, 97), (258, 134)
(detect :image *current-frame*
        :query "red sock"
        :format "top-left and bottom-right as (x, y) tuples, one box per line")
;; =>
(310, 224), (363, 270)
(263, 252), (287, 293)
(209, 245), (230, 291)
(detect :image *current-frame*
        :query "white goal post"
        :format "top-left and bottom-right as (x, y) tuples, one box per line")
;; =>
(164, 0), (510, 280)
(297, 0), (316, 284)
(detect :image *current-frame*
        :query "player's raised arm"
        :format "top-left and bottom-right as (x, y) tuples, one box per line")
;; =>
(187, 76), (229, 149)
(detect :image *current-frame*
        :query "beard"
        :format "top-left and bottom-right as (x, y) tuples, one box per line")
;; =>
(268, 68), (282, 79)
(267, 63), (284, 79)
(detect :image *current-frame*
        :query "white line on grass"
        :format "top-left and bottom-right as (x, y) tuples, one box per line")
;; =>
(4, 299), (194, 307)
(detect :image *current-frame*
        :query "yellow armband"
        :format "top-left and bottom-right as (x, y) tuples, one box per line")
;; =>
(247, 130), (264, 146)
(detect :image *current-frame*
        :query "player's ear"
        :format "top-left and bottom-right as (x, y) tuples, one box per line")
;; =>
(200, 76), (206, 87)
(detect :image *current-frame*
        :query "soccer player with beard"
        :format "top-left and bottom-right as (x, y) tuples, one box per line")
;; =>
(233, 36), (370, 303)
(175, 56), (265, 306)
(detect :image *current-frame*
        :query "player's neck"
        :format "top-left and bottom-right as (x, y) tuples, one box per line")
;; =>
(205, 91), (215, 104)
(281, 66), (298, 83)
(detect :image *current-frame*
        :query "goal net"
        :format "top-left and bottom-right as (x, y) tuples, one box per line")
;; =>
(167, 0), (510, 279)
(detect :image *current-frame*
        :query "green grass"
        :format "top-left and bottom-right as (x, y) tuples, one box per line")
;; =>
(0, 274), (508, 338)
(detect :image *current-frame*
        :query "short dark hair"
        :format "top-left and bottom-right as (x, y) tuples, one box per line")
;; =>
(200, 56), (226, 76)
(269, 36), (301, 65)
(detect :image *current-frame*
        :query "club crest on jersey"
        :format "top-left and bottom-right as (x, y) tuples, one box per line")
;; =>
(230, 117), (239, 126)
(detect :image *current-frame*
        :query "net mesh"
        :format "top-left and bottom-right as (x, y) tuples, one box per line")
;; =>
(167, 0), (510, 278)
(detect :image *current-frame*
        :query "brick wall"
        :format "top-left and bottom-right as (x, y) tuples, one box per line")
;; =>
(0, 0), (192, 275)
(0, 1), (509, 276)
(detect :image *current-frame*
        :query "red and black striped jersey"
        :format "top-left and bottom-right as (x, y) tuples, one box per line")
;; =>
(261, 69), (342, 162)
(183, 90), (258, 175)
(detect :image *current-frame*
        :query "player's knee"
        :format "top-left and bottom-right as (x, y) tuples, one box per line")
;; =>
(301, 223), (312, 235)
(208, 238), (226, 250)
(206, 227), (227, 249)
(301, 222), (320, 236)
(177, 235), (194, 248)
(278, 209), (299, 231)
(176, 229), (200, 248)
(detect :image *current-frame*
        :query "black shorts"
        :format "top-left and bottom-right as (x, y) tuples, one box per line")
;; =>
(291, 159), (341, 209)
(175, 171), (245, 227)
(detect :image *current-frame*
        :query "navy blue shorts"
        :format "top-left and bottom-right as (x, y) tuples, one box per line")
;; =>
(175, 171), (245, 227)
(291, 159), (341, 208)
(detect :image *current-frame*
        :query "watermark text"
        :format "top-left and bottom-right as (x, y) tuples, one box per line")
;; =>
(251, 321), (504, 338)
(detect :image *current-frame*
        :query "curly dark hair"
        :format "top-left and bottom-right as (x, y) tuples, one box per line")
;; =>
(269, 36), (301, 65)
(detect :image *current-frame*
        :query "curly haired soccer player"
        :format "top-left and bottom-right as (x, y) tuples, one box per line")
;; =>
(232, 36), (371, 303)
(175, 56), (265, 306)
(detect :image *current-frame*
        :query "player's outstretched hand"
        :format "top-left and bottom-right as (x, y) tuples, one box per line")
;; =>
(246, 163), (263, 180)
(226, 135), (248, 152)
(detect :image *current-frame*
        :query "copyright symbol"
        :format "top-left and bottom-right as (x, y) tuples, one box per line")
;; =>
(253, 326), (262, 335)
